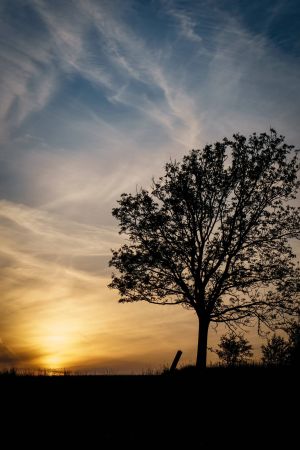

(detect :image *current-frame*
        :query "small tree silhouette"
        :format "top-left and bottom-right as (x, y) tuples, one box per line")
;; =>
(215, 333), (253, 366)
(261, 320), (300, 366)
(286, 320), (300, 367)
(261, 335), (289, 366)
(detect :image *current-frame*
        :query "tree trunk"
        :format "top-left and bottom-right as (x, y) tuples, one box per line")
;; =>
(196, 315), (209, 370)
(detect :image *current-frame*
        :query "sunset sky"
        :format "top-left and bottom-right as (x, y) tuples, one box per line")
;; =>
(0, 0), (300, 373)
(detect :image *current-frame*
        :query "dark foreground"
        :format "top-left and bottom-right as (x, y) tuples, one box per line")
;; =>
(1, 367), (298, 447)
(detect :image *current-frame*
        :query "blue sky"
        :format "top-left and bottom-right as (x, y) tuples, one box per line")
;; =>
(0, 0), (300, 372)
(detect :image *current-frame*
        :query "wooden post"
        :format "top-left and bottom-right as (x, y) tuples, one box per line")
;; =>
(169, 350), (182, 373)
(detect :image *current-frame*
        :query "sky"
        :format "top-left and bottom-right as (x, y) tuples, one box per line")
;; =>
(0, 0), (300, 373)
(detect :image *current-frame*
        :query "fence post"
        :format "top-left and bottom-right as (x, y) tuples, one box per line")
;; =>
(169, 350), (183, 373)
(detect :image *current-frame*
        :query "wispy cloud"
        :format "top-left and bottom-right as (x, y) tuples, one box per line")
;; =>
(0, 199), (119, 257)
(0, 4), (58, 142)
(166, 4), (202, 42)
(31, 0), (202, 148)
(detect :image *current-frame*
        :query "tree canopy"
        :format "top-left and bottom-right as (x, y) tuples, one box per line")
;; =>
(109, 130), (300, 368)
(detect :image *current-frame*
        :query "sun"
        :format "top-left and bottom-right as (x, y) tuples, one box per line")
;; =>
(37, 322), (75, 370)
(43, 355), (63, 370)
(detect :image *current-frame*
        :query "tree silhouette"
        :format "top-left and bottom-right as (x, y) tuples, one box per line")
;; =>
(215, 332), (253, 366)
(261, 320), (300, 366)
(261, 335), (289, 366)
(286, 320), (300, 367)
(109, 130), (300, 369)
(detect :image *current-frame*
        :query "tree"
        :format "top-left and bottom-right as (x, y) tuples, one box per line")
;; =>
(261, 320), (300, 366)
(109, 130), (300, 369)
(215, 332), (253, 366)
(261, 335), (289, 366)
(286, 320), (300, 367)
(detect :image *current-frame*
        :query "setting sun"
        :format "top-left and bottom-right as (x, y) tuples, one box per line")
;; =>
(43, 355), (63, 370)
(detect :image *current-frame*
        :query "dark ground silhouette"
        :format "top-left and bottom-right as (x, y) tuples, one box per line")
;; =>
(1, 368), (298, 447)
